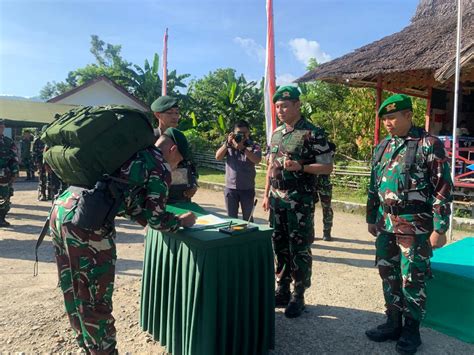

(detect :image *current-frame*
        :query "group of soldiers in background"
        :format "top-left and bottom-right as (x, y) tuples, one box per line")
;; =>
(0, 123), (64, 227)
(0, 119), (19, 227)
(32, 129), (63, 201)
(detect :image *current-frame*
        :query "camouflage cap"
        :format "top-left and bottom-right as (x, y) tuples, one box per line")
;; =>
(163, 127), (190, 160)
(272, 85), (301, 103)
(151, 96), (179, 113)
(378, 94), (412, 117)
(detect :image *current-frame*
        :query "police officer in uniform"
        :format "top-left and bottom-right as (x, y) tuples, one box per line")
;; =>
(151, 96), (198, 203)
(263, 86), (333, 318)
(0, 119), (19, 227)
(365, 94), (453, 354)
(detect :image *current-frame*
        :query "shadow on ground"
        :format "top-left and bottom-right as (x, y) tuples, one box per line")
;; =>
(274, 305), (472, 354)
(0, 238), (144, 277)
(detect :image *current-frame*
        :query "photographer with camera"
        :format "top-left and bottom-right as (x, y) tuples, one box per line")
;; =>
(215, 120), (261, 221)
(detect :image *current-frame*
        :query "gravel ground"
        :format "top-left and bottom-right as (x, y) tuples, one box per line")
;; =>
(0, 180), (472, 354)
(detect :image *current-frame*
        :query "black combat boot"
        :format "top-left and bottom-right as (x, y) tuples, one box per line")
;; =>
(396, 318), (422, 354)
(284, 291), (305, 318)
(0, 212), (10, 227)
(38, 189), (47, 201)
(323, 229), (332, 241)
(365, 310), (402, 342)
(275, 283), (291, 308)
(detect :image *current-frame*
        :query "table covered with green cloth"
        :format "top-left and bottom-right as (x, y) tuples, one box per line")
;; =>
(140, 202), (275, 354)
(424, 237), (474, 343)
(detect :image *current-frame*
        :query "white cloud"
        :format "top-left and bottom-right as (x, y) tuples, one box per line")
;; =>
(234, 37), (265, 63)
(276, 73), (297, 86)
(288, 38), (331, 66)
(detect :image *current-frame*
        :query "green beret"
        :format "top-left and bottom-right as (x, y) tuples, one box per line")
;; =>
(151, 96), (179, 113)
(163, 127), (190, 160)
(272, 85), (301, 103)
(378, 94), (412, 117)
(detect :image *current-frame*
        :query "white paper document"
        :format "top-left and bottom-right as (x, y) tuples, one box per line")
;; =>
(188, 214), (228, 230)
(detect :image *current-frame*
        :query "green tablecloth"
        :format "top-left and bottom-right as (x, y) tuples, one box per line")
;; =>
(424, 237), (474, 343)
(140, 202), (275, 354)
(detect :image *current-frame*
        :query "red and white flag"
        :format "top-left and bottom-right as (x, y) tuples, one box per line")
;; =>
(162, 28), (168, 96)
(264, 0), (276, 146)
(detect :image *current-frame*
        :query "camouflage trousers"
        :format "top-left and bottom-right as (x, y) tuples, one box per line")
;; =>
(269, 193), (315, 294)
(316, 181), (333, 232)
(37, 166), (62, 200)
(0, 181), (13, 215)
(37, 164), (47, 199)
(47, 170), (63, 199)
(375, 232), (433, 321)
(22, 157), (35, 179)
(50, 192), (117, 354)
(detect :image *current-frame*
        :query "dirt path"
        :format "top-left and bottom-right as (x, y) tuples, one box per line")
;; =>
(0, 181), (472, 354)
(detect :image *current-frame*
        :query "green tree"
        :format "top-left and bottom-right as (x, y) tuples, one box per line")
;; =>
(298, 58), (427, 161)
(184, 68), (265, 148)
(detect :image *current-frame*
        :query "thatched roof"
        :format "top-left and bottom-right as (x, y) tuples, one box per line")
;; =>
(297, 0), (474, 96)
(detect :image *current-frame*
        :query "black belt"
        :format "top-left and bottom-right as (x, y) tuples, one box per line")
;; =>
(270, 179), (312, 192)
(383, 204), (430, 215)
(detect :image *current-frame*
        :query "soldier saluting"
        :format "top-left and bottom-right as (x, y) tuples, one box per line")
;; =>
(365, 94), (453, 355)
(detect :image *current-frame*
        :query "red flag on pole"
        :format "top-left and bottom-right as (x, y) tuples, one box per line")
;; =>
(162, 28), (168, 96)
(264, 0), (276, 146)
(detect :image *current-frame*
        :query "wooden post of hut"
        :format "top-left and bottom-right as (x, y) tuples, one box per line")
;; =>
(425, 86), (433, 132)
(375, 76), (383, 145)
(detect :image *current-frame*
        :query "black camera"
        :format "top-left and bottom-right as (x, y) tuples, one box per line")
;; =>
(234, 133), (244, 143)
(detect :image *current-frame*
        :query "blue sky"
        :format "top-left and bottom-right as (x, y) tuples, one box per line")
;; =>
(0, 0), (419, 98)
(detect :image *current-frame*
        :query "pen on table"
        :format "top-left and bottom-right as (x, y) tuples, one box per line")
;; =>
(228, 220), (233, 230)
(246, 199), (258, 225)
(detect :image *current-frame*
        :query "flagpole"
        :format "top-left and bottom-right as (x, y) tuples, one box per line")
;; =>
(162, 28), (168, 96)
(449, 0), (463, 241)
(264, 0), (276, 147)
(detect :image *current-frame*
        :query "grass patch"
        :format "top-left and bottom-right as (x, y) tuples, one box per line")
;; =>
(332, 186), (367, 204)
(198, 167), (267, 188)
(198, 167), (368, 204)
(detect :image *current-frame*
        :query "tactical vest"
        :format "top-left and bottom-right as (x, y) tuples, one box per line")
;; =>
(373, 136), (431, 214)
(269, 125), (317, 192)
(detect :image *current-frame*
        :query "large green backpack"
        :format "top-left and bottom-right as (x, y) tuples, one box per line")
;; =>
(41, 105), (156, 187)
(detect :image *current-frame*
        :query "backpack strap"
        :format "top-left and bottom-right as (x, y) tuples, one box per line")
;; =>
(33, 215), (51, 277)
(401, 139), (421, 205)
(372, 138), (390, 166)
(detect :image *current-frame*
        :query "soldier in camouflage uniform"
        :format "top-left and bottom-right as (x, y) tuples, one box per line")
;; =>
(263, 86), (333, 318)
(21, 130), (35, 180)
(32, 129), (47, 201)
(315, 174), (333, 241)
(365, 94), (453, 355)
(315, 140), (336, 241)
(47, 168), (64, 200)
(49, 128), (196, 354)
(0, 119), (19, 227)
(151, 95), (199, 202)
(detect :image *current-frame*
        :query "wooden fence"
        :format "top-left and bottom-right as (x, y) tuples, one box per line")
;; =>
(193, 151), (370, 188)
